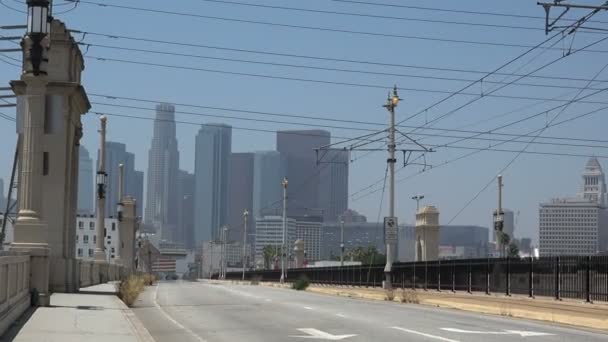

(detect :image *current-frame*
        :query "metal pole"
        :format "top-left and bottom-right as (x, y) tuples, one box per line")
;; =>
(496, 175), (503, 257)
(117, 163), (124, 221)
(383, 86), (399, 290)
(242, 210), (248, 281)
(94, 116), (107, 262)
(280, 177), (288, 283)
(340, 219), (345, 267)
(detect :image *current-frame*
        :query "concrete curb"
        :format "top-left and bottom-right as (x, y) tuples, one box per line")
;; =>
(122, 307), (156, 342)
(306, 287), (608, 332)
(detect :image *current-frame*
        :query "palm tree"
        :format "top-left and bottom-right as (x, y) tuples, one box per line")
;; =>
(263, 245), (279, 269)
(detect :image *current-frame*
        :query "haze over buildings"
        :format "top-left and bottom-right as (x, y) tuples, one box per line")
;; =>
(194, 124), (232, 244)
(77, 146), (94, 215)
(145, 103), (180, 242)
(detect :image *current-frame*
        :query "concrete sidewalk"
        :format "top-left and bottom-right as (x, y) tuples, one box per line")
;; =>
(11, 283), (154, 342)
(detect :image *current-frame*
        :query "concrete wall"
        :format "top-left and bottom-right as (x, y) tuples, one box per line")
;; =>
(0, 252), (30, 337)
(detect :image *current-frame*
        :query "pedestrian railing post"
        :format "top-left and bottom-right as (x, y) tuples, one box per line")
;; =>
(506, 257), (511, 297)
(451, 261), (456, 293)
(467, 261), (472, 294)
(438, 260), (441, 292)
(529, 257), (534, 298)
(586, 256), (592, 303)
(555, 256), (561, 301)
(412, 263), (416, 290)
(424, 261), (428, 291)
(486, 257), (490, 295)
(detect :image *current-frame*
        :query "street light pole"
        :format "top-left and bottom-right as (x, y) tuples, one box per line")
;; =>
(412, 195), (425, 212)
(494, 175), (505, 257)
(340, 219), (345, 267)
(280, 177), (288, 283)
(242, 209), (249, 281)
(383, 86), (400, 290)
(93, 116), (108, 262)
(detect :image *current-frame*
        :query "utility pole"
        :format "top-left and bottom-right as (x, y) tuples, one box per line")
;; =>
(382, 86), (400, 290)
(494, 175), (505, 257)
(117, 163), (124, 222)
(340, 219), (345, 267)
(280, 177), (288, 283)
(93, 116), (108, 262)
(412, 194), (425, 212)
(242, 209), (249, 281)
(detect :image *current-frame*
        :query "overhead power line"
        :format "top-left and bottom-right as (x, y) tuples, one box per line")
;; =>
(199, 0), (548, 32)
(67, 0), (608, 53)
(72, 30), (608, 84)
(85, 55), (608, 105)
(327, 0), (608, 24)
(90, 100), (608, 150)
(82, 43), (608, 93)
(89, 93), (608, 145)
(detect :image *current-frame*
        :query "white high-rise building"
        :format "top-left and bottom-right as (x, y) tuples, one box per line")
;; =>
(254, 216), (296, 265)
(539, 158), (608, 256)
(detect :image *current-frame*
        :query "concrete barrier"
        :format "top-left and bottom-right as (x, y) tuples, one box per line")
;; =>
(0, 252), (31, 337)
(78, 261), (128, 289)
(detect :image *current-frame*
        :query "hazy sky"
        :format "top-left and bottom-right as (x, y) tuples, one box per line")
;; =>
(2, 0), (608, 245)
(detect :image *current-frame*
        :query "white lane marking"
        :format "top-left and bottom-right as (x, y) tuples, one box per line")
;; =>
(290, 328), (357, 340)
(335, 313), (347, 318)
(392, 327), (460, 342)
(441, 328), (555, 337)
(153, 285), (208, 342)
(303, 306), (314, 310)
(265, 299), (272, 302)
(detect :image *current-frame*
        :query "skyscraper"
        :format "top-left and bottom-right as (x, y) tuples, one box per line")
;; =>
(77, 146), (94, 215)
(276, 130), (330, 217)
(194, 124), (231, 244)
(539, 158), (608, 256)
(252, 151), (287, 218)
(177, 170), (195, 249)
(98, 143), (143, 218)
(226, 153), (254, 242)
(318, 149), (349, 221)
(145, 103), (180, 241)
(99, 142), (127, 218)
(129, 170), (144, 217)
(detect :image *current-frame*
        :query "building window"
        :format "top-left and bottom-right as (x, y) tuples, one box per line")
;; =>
(77, 248), (83, 257)
(88, 249), (93, 257)
(89, 222), (94, 230)
(83, 235), (89, 243)
(112, 222), (116, 231)
(76, 235), (79, 242)
(93, 235), (96, 244)
(78, 221), (84, 229)
(111, 247), (115, 253)
(42, 152), (49, 176)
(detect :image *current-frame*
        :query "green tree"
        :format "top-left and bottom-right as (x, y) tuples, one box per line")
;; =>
(262, 245), (279, 269)
(508, 242), (520, 258)
(346, 245), (386, 265)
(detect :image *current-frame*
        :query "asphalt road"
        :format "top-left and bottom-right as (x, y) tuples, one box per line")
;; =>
(132, 280), (608, 342)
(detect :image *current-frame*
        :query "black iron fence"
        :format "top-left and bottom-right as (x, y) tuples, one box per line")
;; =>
(226, 255), (608, 302)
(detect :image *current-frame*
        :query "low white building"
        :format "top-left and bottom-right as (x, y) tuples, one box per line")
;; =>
(539, 158), (608, 256)
(201, 241), (252, 278)
(75, 215), (120, 263)
(255, 216), (296, 264)
(296, 219), (322, 262)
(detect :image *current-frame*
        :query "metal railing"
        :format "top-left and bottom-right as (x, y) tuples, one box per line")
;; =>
(227, 256), (608, 302)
